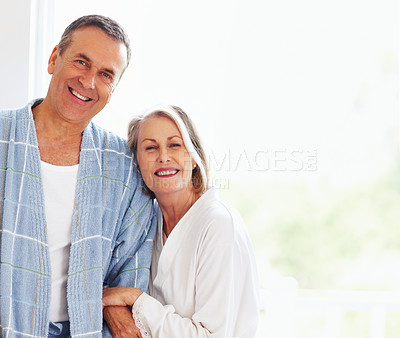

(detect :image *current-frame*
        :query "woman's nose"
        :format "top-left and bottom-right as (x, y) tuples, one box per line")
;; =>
(158, 147), (170, 163)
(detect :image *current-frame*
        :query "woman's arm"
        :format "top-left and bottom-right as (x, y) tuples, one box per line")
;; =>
(102, 214), (259, 338)
(135, 245), (234, 337)
(130, 229), (258, 338)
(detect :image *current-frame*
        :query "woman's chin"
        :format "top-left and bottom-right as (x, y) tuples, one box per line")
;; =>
(151, 184), (189, 198)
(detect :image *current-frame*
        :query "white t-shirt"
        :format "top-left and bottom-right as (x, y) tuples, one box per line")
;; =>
(41, 161), (79, 322)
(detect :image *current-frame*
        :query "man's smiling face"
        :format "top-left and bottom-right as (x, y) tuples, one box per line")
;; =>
(46, 26), (128, 127)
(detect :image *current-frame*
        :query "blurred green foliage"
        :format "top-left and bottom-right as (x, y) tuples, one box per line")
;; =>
(221, 161), (400, 290)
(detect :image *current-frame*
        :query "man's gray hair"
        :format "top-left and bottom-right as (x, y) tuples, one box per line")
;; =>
(58, 14), (131, 71)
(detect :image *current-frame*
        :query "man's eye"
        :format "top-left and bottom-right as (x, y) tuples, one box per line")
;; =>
(75, 60), (88, 69)
(101, 72), (114, 83)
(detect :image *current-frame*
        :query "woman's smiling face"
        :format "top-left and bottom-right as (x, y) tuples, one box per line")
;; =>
(136, 116), (196, 198)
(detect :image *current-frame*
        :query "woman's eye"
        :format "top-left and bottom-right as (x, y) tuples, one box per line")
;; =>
(170, 143), (181, 148)
(145, 146), (157, 151)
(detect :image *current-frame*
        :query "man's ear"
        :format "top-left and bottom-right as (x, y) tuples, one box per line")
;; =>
(48, 46), (59, 75)
(106, 84), (117, 104)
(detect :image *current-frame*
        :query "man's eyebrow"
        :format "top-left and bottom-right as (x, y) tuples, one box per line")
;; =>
(76, 53), (115, 76)
(77, 53), (91, 62)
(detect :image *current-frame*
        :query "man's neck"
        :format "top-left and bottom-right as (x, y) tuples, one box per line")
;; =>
(32, 102), (86, 166)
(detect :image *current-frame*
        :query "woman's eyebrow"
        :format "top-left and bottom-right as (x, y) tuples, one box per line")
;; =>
(141, 135), (182, 143)
(168, 135), (182, 140)
(141, 138), (156, 143)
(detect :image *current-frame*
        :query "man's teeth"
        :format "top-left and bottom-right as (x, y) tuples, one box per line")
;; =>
(70, 88), (91, 101)
(156, 170), (178, 176)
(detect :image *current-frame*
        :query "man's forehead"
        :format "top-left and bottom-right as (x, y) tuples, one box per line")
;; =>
(65, 27), (128, 70)
(68, 26), (123, 49)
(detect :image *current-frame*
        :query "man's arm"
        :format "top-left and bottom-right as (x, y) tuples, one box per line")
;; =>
(104, 199), (156, 288)
(103, 188), (157, 335)
(103, 306), (142, 338)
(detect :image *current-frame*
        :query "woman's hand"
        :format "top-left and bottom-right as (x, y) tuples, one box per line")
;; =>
(102, 287), (143, 308)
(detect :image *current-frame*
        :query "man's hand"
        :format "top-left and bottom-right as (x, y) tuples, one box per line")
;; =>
(103, 305), (142, 338)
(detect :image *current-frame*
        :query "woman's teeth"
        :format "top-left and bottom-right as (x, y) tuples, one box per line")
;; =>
(156, 170), (178, 176)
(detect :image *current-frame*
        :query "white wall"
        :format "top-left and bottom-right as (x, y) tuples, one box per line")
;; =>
(0, 0), (54, 110)
(0, 1), (32, 109)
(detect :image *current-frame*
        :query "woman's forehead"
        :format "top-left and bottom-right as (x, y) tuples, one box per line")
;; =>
(139, 115), (181, 138)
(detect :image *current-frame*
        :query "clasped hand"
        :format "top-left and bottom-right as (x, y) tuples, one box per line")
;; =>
(102, 287), (144, 338)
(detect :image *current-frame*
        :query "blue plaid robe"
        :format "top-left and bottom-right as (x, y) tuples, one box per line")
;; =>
(0, 100), (156, 337)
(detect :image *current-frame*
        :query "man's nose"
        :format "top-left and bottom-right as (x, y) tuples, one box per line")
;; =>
(79, 70), (96, 89)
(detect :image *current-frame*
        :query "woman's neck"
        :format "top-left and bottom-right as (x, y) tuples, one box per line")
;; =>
(156, 189), (201, 237)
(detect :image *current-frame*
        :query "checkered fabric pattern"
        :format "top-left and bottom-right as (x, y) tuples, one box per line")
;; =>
(0, 100), (156, 337)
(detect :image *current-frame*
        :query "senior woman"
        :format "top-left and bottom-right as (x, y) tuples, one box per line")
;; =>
(102, 105), (259, 337)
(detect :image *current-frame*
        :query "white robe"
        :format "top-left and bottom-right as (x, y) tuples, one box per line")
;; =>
(132, 188), (259, 337)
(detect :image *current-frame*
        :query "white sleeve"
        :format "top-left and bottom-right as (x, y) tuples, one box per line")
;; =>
(131, 214), (259, 338)
(132, 292), (210, 338)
